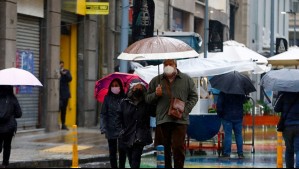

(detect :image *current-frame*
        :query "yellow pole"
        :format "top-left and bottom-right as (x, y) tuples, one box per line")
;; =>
(277, 131), (283, 168)
(72, 125), (79, 168)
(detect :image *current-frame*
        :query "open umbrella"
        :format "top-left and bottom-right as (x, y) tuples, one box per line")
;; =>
(209, 71), (256, 95)
(94, 72), (148, 103)
(267, 46), (299, 66)
(199, 41), (268, 64)
(260, 69), (299, 92)
(0, 68), (42, 86)
(117, 36), (199, 61)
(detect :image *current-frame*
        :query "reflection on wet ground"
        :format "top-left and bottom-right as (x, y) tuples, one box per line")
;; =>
(136, 126), (281, 168)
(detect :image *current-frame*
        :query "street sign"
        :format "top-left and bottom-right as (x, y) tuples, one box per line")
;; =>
(86, 2), (109, 15)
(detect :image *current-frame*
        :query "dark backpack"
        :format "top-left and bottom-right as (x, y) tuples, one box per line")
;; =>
(0, 97), (11, 123)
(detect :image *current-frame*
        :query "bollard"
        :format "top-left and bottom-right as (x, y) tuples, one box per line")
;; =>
(157, 145), (165, 168)
(277, 132), (283, 168)
(72, 125), (79, 168)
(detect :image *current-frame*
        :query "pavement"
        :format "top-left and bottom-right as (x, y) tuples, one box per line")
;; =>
(0, 127), (112, 168)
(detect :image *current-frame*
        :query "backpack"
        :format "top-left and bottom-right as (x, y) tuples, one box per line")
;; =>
(0, 97), (11, 123)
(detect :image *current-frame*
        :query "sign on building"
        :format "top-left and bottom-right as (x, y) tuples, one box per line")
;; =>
(86, 2), (109, 15)
(276, 38), (288, 54)
(132, 0), (155, 43)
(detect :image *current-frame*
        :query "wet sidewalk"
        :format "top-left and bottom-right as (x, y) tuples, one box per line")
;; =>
(0, 127), (111, 168)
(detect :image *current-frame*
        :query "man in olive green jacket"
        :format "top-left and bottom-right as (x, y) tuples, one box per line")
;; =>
(146, 59), (198, 168)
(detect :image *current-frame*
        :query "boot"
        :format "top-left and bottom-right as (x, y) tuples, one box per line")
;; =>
(61, 124), (69, 130)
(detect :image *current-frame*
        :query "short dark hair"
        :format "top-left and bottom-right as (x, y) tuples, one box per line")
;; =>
(163, 59), (177, 66)
(60, 61), (64, 64)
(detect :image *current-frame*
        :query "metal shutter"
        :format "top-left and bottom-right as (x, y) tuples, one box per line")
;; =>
(16, 15), (41, 130)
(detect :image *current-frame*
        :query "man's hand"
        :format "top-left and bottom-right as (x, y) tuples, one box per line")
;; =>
(156, 84), (163, 97)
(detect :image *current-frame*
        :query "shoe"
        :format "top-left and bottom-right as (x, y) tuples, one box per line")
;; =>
(220, 154), (230, 159)
(61, 125), (69, 130)
(238, 154), (245, 159)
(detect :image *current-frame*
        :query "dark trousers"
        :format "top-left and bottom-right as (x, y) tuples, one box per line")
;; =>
(0, 132), (14, 166)
(60, 98), (69, 125)
(127, 144), (144, 168)
(108, 139), (127, 168)
(156, 123), (187, 168)
(283, 126), (299, 168)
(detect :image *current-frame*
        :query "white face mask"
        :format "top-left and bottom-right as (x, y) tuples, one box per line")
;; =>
(164, 66), (175, 75)
(111, 87), (121, 95)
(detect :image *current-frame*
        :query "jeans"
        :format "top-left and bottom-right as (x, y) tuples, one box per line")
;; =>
(108, 139), (127, 168)
(0, 132), (14, 166)
(283, 126), (299, 168)
(222, 119), (243, 156)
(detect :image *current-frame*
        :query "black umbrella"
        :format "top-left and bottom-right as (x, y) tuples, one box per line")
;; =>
(209, 71), (256, 95)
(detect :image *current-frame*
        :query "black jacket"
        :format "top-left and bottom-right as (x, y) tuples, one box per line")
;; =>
(60, 69), (72, 100)
(117, 98), (154, 147)
(0, 95), (22, 133)
(100, 94), (125, 139)
(274, 92), (299, 127)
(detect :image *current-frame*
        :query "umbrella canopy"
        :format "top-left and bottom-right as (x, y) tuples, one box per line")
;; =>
(209, 71), (256, 95)
(268, 46), (299, 66)
(117, 36), (199, 61)
(94, 72), (148, 103)
(260, 69), (299, 92)
(0, 68), (42, 86)
(134, 58), (266, 84)
(199, 40), (268, 64)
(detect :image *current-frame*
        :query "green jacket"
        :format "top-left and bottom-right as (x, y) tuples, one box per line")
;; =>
(145, 70), (198, 125)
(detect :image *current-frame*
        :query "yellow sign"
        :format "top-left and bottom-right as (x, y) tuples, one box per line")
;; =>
(86, 2), (109, 15)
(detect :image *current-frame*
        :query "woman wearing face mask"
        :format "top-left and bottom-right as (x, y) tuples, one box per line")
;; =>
(100, 78), (127, 168)
(117, 80), (154, 168)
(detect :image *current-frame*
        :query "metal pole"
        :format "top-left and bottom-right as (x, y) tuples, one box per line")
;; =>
(270, 0), (275, 56)
(120, 0), (129, 73)
(293, 12), (297, 46)
(204, 0), (209, 58)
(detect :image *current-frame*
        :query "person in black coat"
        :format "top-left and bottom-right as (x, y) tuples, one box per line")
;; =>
(117, 80), (154, 168)
(100, 78), (127, 168)
(274, 92), (299, 168)
(0, 85), (22, 168)
(59, 61), (72, 130)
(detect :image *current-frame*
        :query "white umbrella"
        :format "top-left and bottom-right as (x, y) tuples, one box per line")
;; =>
(199, 40), (268, 64)
(268, 46), (299, 66)
(0, 68), (43, 86)
(134, 58), (261, 83)
(117, 36), (199, 61)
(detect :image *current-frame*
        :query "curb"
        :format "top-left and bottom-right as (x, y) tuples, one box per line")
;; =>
(8, 156), (110, 168)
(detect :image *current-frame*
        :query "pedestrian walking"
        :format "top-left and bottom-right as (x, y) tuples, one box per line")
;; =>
(59, 61), (72, 130)
(100, 78), (127, 168)
(146, 59), (198, 168)
(216, 92), (247, 159)
(0, 85), (22, 168)
(118, 80), (154, 168)
(274, 92), (299, 168)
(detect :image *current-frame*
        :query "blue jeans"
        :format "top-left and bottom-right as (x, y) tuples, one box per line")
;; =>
(283, 126), (299, 168)
(222, 119), (243, 156)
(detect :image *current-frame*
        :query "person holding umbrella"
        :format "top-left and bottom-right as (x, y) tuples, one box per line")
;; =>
(117, 79), (154, 168)
(0, 85), (22, 168)
(274, 92), (299, 168)
(146, 59), (198, 168)
(211, 71), (255, 159)
(100, 78), (127, 168)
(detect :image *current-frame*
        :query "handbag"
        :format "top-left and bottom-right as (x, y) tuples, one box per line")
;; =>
(277, 94), (299, 132)
(164, 79), (185, 119)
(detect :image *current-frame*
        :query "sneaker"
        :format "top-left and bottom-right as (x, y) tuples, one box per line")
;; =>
(238, 154), (245, 159)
